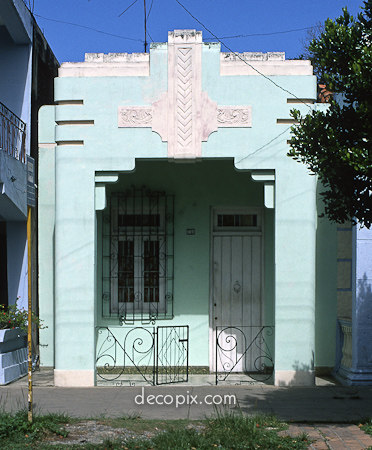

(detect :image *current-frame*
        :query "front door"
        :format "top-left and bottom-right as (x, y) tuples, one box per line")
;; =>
(210, 208), (262, 373)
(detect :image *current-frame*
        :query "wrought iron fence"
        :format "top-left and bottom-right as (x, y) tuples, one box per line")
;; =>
(156, 325), (189, 385)
(0, 102), (26, 163)
(96, 327), (155, 385)
(96, 325), (189, 386)
(215, 325), (274, 385)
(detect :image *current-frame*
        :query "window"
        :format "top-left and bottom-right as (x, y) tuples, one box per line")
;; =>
(213, 208), (261, 232)
(102, 187), (174, 323)
(217, 213), (257, 228)
(113, 236), (165, 307)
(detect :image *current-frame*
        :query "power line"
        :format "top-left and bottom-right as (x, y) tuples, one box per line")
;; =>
(203, 26), (315, 40)
(22, 0), (34, 13)
(147, 29), (154, 43)
(147, 0), (154, 20)
(235, 127), (292, 165)
(34, 13), (144, 43)
(144, 0), (148, 52)
(118, 0), (139, 17)
(174, 0), (313, 110)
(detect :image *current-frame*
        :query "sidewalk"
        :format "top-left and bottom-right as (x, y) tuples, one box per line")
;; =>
(1, 370), (372, 449)
(1, 384), (371, 422)
(0, 369), (371, 421)
(281, 424), (372, 450)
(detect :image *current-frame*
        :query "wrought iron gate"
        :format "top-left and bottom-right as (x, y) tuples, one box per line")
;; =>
(215, 326), (274, 385)
(96, 326), (189, 385)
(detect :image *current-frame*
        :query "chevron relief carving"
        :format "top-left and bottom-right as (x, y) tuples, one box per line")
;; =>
(117, 31), (252, 160)
(176, 48), (193, 155)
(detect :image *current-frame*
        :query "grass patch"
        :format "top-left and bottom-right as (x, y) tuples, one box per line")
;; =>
(0, 410), (310, 449)
(360, 418), (372, 436)
(117, 412), (309, 449)
(99, 416), (195, 434)
(0, 410), (71, 448)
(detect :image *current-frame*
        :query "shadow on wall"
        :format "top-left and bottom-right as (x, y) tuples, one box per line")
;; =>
(356, 273), (372, 368)
(275, 359), (314, 387)
(357, 273), (372, 318)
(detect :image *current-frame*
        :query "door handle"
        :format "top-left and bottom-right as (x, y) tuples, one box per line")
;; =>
(233, 281), (241, 293)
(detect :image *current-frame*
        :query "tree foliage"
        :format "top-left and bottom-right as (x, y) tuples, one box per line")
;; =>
(288, 1), (372, 228)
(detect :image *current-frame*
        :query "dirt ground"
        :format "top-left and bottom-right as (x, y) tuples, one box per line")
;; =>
(43, 420), (372, 449)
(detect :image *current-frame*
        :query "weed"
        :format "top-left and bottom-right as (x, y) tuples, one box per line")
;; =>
(0, 410), (310, 449)
(360, 418), (372, 436)
(0, 410), (71, 447)
(120, 412), (309, 449)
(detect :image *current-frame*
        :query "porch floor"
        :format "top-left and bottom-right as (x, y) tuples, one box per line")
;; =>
(8, 367), (336, 387)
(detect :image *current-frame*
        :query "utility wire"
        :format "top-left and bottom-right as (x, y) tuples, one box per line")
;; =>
(175, 0), (313, 110)
(22, 0), (34, 14)
(33, 14), (144, 42)
(147, 0), (154, 20)
(147, 29), (154, 43)
(34, 3), (307, 161)
(144, 0), (148, 52)
(203, 26), (315, 40)
(118, 0), (139, 17)
(235, 127), (292, 165)
(33, 9), (316, 56)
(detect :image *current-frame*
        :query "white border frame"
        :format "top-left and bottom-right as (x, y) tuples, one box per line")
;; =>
(208, 206), (265, 371)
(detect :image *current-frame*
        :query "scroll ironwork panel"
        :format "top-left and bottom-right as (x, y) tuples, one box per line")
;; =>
(96, 326), (189, 386)
(215, 326), (274, 385)
(96, 327), (155, 385)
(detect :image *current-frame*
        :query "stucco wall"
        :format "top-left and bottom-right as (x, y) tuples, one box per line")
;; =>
(38, 31), (336, 385)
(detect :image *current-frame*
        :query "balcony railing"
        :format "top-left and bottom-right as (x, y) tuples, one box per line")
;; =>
(339, 319), (352, 369)
(0, 102), (26, 163)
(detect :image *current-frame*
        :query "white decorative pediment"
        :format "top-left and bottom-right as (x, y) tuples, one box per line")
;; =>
(118, 30), (252, 160)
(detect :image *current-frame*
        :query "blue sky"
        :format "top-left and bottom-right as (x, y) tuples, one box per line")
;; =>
(31, 0), (366, 63)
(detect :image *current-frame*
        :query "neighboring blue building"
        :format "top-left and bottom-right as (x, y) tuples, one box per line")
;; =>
(0, 0), (58, 383)
(334, 225), (372, 385)
(0, 0), (32, 311)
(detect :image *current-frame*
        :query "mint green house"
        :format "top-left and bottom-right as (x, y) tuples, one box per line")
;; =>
(38, 30), (337, 387)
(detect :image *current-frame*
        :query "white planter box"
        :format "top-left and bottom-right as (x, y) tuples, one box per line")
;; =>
(0, 328), (27, 385)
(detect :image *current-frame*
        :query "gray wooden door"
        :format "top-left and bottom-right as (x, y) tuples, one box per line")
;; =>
(212, 234), (262, 372)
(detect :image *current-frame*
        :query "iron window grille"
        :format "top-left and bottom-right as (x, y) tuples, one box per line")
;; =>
(102, 187), (174, 324)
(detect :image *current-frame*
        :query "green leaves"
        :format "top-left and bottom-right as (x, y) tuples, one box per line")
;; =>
(289, 1), (372, 228)
(0, 300), (46, 331)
